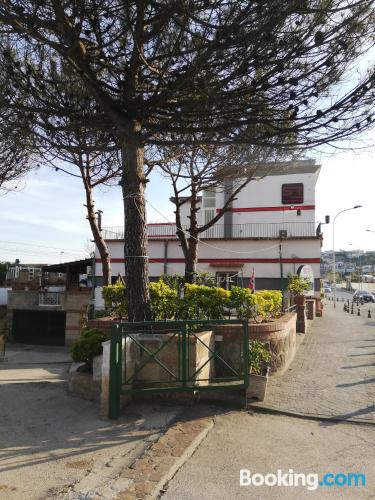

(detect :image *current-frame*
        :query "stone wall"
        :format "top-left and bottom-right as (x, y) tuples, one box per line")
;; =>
(213, 313), (297, 376)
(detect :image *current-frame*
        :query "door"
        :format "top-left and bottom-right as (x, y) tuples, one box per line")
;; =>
(13, 310), (66, 346)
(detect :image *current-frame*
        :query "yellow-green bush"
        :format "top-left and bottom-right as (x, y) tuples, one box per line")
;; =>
(102, 279), (282, 322)
(149, 280), (178, 320)
(231, 287), (282, 322)
(178, 284), (231, 320)
(102, 281), (127, 318)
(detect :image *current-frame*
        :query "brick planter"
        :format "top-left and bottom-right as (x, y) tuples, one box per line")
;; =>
(213, 313), (297, 376)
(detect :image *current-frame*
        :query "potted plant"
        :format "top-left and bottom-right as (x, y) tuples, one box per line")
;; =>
(247, 341), (271, 401)
(287, 274), (310, 306)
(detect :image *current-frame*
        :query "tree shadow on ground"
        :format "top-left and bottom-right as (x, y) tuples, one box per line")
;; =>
(319, 405), (375, 427)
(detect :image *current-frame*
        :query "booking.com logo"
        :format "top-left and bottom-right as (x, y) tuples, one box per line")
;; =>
(240, 469), (366, 491)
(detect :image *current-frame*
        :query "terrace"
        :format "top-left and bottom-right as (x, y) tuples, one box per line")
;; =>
(102, 221), (321, 241)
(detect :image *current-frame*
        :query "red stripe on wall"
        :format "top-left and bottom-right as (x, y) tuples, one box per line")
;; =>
(217, 205), (315, 213)
(96, 257), (320, 264)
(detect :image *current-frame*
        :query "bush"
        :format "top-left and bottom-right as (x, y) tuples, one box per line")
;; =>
(70, 328), (109, 368)
(178, 284), (230, 320)
(149, 280), (178, 320)
(255, 290), (282, 320)
(286, 274), (310, 295)
(102, 281), (127, 318)
(249, 341), (271, 375)
(231, 287), (281, 322)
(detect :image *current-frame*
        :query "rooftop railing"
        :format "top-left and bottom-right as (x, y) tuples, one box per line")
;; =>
(102, 221), (319, 241)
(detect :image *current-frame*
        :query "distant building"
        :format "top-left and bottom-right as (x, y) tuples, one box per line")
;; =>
(6, 259), (93, 346)
(95, 160), (323, 307)
(5, 263), (65, 290)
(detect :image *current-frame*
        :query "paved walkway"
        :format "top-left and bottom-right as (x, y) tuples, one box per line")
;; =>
(251, 300), (375, 423)
(0, 345), (181, 500)
(162, 302), (375, 500)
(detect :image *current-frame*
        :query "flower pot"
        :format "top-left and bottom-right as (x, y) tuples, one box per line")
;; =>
(293, 295), (306, 306)
(246, 367), (269, 402)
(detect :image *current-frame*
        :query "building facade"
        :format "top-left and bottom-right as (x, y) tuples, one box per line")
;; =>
(95, 160), (322, 306)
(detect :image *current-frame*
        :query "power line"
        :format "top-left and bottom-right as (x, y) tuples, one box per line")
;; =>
(0, 240), (83, 252)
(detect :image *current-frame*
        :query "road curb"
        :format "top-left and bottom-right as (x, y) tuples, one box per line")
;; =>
(116, 413), (214, 499)
(248, 404), (375, 426)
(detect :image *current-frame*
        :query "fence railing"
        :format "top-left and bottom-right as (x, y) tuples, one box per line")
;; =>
(38, 292), (62, 306)
(109, 319), (249, 419)
(102, 221), (318, 241)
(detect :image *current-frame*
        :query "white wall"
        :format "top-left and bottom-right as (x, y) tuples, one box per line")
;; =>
(96, 238), (321, 281)
(0, 288), (12, 306)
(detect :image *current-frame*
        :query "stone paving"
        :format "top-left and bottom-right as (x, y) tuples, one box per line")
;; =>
(116, 410), (213, 500)
(250, 300), (375, 422)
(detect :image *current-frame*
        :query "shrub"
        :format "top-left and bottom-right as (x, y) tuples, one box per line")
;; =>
(70, 328), (109, 368)
(255, 290), (282, 320)
(249, 341), (271, 375)
(286, 274), (310, 295)
(149, 280), (178, 320)
(231, 288), (282, 322)
(102, 281), (127, 318)
(178, 284), (230, 320)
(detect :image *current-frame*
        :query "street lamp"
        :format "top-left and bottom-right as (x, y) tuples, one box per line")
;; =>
(332, 205), (362, 307)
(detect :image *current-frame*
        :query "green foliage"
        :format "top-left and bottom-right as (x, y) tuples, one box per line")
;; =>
(286, 274), (310, 295)
(160, 272), (216, 292)
(70, 328), (109, 368)
(160, 274), (185, 293)
(102, 278), (283, 322)
(231, 287), (282, 322)
(102, 281), (127, 318)
(249, 341), (271, 375)
(178, 284), (231, 320)
(256, 290), (282, 319)
(149, 280), (178, 320)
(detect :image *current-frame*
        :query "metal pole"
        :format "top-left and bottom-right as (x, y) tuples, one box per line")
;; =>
(333, 220), (336, 308)
(332, 206), (362, 309)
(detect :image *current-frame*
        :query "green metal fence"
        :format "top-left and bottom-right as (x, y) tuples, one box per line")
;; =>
(109, 319), (249, 419)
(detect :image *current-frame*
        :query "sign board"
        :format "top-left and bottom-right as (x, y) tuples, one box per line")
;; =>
(282, 183), (304, 204)
(297, 265), (314, 294)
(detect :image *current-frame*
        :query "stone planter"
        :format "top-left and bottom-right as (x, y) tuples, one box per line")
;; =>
(246, 368), (269, 401)
(213, 313), (297, 376)
(93, 354), (103, 382)
(68, 368), (101, 401)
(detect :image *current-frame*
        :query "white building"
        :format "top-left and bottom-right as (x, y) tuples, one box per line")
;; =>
(95, 160), (322, 303)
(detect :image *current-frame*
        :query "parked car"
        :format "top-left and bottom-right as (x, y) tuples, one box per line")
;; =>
(323, 286), (332, 293)
(353, 290), (375, 303)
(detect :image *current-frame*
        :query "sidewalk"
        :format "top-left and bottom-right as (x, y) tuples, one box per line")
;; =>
(249, 301), (375, 423)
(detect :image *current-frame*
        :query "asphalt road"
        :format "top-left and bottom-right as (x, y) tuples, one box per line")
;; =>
(162, 298), (375, 500)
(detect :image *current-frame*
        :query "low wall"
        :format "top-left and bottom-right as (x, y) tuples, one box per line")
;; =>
(99, 330), (215, 417)
(250, 313), (297, 375)
(213, 313), (297, 376)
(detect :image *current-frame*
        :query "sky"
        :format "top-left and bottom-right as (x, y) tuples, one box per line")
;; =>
(0, 139), (374, 265)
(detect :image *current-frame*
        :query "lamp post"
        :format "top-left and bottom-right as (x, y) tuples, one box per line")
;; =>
(332, 205), (362, 307)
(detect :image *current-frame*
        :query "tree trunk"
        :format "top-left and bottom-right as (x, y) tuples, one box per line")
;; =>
(121, 124), (151, 321)
(81, 170), (112, 287)
(185, 234), (198, 284)
(185, 184), (199, 284)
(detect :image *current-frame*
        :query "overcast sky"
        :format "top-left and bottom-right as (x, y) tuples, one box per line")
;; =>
(0, 137), (374, 265)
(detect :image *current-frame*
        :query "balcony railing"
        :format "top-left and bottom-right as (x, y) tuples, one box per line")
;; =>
(102, 222), (319, 241)
(39, 292), (62, 306)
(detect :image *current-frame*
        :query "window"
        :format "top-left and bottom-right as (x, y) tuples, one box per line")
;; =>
(282, 183), (303, 204)
(203, 188), (216, 208)
(203, 188), (216, 225)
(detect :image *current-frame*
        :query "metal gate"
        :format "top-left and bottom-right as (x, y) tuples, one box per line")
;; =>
(109, 319), (249, 419)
